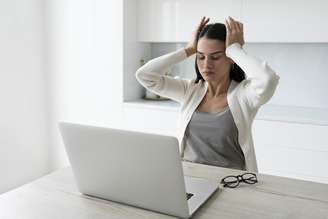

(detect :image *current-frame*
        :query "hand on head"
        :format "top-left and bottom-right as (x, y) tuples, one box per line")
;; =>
(185, 16), (210, 56)
(225, 16), (245, 47)
(185, 16), (244, 57)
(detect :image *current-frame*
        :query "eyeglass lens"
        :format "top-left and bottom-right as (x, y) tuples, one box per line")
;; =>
(221, 173), (258, 188)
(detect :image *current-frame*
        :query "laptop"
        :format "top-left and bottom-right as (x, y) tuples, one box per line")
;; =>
(59, 122), (219, 218)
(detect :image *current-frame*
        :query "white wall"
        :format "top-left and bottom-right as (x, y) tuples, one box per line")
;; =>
(0, 0), (50, 194)
(45, 0), (124, 169)
(0, 0), (124, 194)
(244, 43), (328, 109)
(123, 0), (151, 101)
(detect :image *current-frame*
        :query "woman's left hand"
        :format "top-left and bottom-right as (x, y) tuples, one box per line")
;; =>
(225, 16), (245, 47)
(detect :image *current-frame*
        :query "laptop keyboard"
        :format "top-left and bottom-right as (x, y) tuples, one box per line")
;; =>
(186, 193), (194, 200)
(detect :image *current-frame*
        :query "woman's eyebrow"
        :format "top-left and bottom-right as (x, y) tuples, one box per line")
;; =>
(196, 51), (225, 55)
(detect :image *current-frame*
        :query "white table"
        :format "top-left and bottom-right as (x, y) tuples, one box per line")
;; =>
(1, 162), (328, 219)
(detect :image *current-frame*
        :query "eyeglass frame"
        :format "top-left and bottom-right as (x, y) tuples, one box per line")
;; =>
(220, 172), (258, 188)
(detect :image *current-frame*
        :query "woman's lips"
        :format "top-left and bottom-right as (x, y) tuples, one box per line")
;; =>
(203, 71), (214, 74)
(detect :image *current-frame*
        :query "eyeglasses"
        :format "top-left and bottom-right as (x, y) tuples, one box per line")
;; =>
(220, 173), (258, 188)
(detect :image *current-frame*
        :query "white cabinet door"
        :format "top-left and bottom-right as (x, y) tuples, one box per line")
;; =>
(123, 104), (179, 136)
(252, 120), (328, 184)
(137, 0), (242, 42)
(243, 0), (328, 42)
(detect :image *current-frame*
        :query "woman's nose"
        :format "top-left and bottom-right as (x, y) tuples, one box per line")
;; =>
(204, 57), (214, 68)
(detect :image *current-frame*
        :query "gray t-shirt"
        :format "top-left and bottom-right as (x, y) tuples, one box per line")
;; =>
(183, 105), (246, 170)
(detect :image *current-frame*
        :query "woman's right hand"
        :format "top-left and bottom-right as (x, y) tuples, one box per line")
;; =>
(185, 16), (210, 57)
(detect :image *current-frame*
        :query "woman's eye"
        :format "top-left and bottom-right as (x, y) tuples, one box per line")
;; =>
(197, 55), (222, 60)
(197, 55), (205, 60)
(211, 56), (221, 60)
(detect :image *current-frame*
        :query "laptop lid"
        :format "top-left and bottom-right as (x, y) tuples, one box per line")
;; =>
(59, 122), (190, 218)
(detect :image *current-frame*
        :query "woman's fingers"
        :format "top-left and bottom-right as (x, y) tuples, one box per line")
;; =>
(235, 20), (243, 33)
(198, 16), (210, 32)
(186, 16), (210, 55)
(198, 16), (205, 28)
(195, 17), (204, 33)
(229, 16), (240, 32)
(225, 18), (231, 34)
(227, 16), (243, 33)
(203, 17), (210, 25)
(239, 22), (243, 32)
(225, 16), (245, 47)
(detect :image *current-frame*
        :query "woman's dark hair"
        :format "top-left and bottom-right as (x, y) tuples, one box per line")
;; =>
(194, 23), (245, 83)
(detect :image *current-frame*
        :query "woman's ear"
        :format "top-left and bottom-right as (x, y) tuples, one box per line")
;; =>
(227, 57), (234, 65)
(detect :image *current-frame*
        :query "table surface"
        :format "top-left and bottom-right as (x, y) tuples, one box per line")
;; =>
(1, 162), (328, 219)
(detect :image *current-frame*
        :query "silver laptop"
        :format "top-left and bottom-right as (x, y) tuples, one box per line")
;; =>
(59, 122), (219, 218)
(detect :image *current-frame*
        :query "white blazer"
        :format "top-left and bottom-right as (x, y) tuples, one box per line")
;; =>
(136, 43), (280, 172)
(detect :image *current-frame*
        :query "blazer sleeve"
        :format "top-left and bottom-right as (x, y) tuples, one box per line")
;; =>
(135, 48), (192, 104)
(226, 43), (280, 109)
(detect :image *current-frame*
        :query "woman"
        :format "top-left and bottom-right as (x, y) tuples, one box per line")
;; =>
(136, 16), (280, 172)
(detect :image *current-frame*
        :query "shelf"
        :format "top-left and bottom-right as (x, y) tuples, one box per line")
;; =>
(256, 104), (328, 126)
(123, 99), (328, 126)
(123, 99), (179, 112)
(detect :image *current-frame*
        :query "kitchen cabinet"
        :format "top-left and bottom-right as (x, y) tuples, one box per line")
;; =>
(123, 100), (179, 136)
(242, 0), (328, 42)
(137, 0), (328, 42)
(253, 119), (328, 183)
(137, 0), (242, 42)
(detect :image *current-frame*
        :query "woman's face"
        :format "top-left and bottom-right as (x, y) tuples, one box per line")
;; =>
(196, 37), (233, 82)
